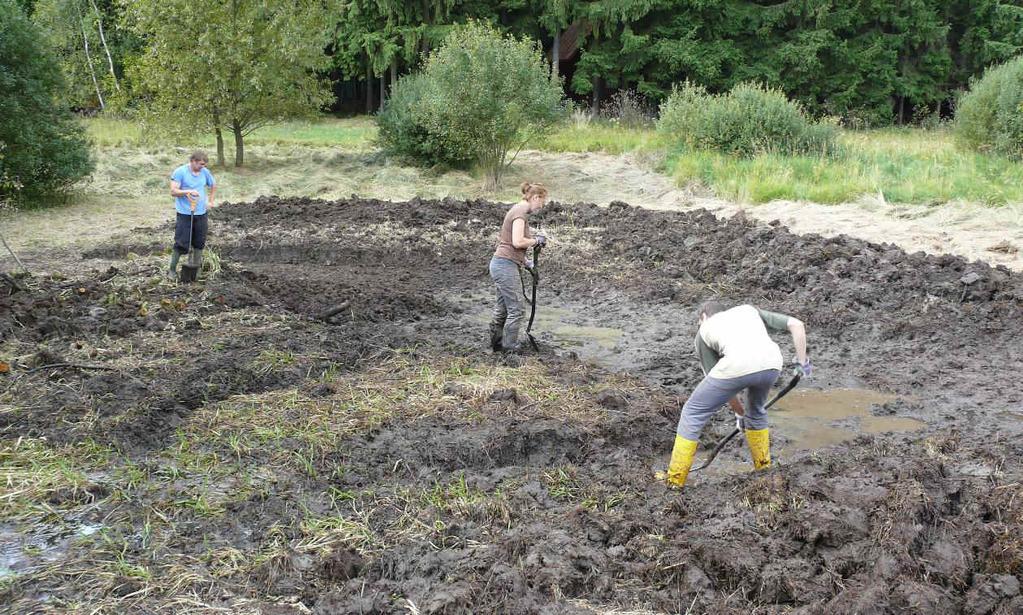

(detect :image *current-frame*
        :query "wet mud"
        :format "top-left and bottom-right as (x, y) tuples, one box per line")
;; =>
(1, 195), (1021, 613)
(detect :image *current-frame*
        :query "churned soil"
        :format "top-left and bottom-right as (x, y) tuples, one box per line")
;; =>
(1, 195), (1020, 613)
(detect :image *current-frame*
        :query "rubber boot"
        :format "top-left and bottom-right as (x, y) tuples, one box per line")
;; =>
(666, 435), (699, 488)
(745, 428), (771, 470)
(489, 322), (503, 352)
(167, 249), (182, 280)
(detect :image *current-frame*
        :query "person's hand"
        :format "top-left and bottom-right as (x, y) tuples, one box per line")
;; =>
(524, 258), (534, 271)
(794, 359), (813, 378)
(534, 233), (547, 248)
(187, 190), (200, 199)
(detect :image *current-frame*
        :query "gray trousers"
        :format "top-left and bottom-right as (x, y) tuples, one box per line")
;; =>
(677, 369), (780, 440)
(489, 256), (524, 350)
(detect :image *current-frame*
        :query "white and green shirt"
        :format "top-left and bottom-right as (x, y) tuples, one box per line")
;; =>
(695, 304), (790, 379)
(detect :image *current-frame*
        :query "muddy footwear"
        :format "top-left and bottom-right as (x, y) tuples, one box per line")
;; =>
(666, 435), (699, 488)
(167, 250), (182, 281)
(745, 428), (771, 470)
(489, 323), (503, 352)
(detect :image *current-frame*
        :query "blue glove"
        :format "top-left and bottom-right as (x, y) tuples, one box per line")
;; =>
(524, 258), (534, 271)
(534, 233), (547, 247)
(796, 360), (813, 378)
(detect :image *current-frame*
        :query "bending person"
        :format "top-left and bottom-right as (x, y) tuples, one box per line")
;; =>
(666, 301), (812, 488)
(488, 182), (548, 353)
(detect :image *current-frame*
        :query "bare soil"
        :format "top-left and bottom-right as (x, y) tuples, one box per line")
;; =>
(1, 196), (1021, 613)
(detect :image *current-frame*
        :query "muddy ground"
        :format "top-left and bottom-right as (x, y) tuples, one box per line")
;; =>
(1, 196), (1022, 614)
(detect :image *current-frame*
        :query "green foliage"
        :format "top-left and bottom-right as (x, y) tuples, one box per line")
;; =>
(0, 0), (92, 202)
(377, 73), (466, 165)
(123, 0), (334, 166)
(658, 82), (837, 158)
(955, 55), (1023, 158)
(379, 21), (566, 187)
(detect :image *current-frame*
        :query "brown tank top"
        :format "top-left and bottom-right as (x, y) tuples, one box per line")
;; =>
(493, 201), (532, 265)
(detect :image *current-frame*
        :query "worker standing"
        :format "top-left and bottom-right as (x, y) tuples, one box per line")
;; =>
(666, 301), (813, 488)
(488, 182), (548, 353)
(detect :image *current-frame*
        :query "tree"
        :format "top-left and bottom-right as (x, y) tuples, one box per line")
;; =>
(124, 0), (334, 166)
(380, 21), (566, 188)
(0, 0), (93, 202)
(31, 0), (131, 110)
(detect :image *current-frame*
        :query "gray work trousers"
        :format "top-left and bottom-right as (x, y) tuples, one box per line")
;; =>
(489, 256), (524, 350)
(676, 369), (780, 440)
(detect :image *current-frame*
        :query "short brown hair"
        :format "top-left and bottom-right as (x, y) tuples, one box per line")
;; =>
(190, 150), (209, 163)
(521, 182), (548, 200)
(699, 300), (728, 319)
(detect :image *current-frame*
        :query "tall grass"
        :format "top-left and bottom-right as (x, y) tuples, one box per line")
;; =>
(536, 122), (662, 155)
(541, 121), (1023, 206)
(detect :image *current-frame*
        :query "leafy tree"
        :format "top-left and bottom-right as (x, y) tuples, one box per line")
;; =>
(31, 0), (132, 111)
(379, 21), (566, 188)
(0, 0), (92, 202)
(124, 0), (334, 166)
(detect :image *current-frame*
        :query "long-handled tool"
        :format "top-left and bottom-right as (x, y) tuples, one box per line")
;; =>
(690, 371), (801, 473)
(179, 193), (199, 283)
(524, 243), (542, 350)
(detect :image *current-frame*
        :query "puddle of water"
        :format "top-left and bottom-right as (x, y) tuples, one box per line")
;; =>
(999, 411), (1023, 424)
(0, 521), (106, 581)
(470, 305), (625, 362)
(691, 388), (926, 479)
(772, 388), (926, 451)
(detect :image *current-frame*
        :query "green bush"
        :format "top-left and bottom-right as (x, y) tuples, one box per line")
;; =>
(0, 0), (93, 203)
(378, 21), (566, 188)
(377, 73), (469, 166)
(658, 82), (837, 158)
(955, 56), (1023, 158)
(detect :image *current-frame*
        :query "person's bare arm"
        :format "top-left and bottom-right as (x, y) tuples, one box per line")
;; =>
(207, 184), (216, 207)
(169, 180), (198, 199)
(788, 317), (808, 365)
(511, 218), (539, 250)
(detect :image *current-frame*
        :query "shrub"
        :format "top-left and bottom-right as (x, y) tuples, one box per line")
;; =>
(377, 73), (469, 166)
(955, 56), (1023, 158)
(658, 82), (837, 158)
(0, 0), (93, 203)
(378, 21), (566, 188)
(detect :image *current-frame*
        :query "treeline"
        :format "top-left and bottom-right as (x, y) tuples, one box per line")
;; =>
(19, 0), (1023, 127)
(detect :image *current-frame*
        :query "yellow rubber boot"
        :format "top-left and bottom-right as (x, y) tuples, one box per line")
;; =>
(666, 435), (699, 488)
(745, 428), (771, 470)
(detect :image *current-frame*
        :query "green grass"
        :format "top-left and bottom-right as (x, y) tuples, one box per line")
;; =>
(666, 128), (1023, 205)
(538, 121), (662, 155)
(537, 120), (1023, 206)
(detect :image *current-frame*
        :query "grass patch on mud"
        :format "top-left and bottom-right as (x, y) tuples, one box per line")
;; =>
(0, 346), (660, 612)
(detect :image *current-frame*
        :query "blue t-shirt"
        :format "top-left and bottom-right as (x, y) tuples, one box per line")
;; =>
(170, 164), (216, 215)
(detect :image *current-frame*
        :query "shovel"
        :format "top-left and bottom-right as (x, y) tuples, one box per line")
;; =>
(523, 243), (542, 351)
(179, 193), (199, 283)
(690, 371), (801, 473)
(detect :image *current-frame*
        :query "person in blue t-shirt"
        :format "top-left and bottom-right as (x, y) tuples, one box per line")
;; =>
(167, 150), (217, 280)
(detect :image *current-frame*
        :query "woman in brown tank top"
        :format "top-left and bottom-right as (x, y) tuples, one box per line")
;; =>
(488, 182), (549, 352)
